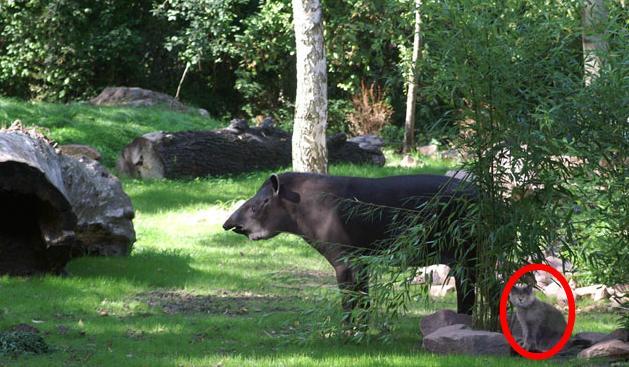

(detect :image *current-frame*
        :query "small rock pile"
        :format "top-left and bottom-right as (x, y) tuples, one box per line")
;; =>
(420, 309), (629, 360)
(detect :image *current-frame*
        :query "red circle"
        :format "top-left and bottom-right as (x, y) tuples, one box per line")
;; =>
(499, 263), (576, 360)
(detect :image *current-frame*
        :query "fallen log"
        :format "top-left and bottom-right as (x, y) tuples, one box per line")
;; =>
(117, 119), (385, 179)
(0, 123), (135, 275)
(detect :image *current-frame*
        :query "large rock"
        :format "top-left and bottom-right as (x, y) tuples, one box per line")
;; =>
(91, 87), (186, 110)
(572, 332), (616, 347)
(414, 264), (451, 285)
(577, 339), (629, 359)
(574, 284), (606, 300)
(420, 310), (472, 337)
(422, 324), (510, 356)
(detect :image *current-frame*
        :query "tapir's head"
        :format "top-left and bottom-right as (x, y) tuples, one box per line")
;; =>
(223, 174), (299, 240)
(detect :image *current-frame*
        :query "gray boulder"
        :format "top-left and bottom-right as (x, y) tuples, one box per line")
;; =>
(420, 310), (472, 337)
(577, 339), (629, 359)
(422, 324), (511, 356)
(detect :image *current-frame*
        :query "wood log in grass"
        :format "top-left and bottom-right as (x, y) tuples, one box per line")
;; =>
(0, 123), (135, 275)
(116, 121), (385, 179)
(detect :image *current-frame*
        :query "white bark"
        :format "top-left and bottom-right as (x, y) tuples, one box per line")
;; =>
(582, 0), (608, 86)
(403, 0), (422, 154)
(292, 0), (328, 174)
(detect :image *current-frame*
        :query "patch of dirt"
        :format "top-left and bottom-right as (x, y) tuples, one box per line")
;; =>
(135, 290), (297, 315)
(268, 268), (334, 290)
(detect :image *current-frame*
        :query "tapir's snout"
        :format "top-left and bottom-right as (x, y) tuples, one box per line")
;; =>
(223, 216), (236, 231)
(223, 212), (248, 235)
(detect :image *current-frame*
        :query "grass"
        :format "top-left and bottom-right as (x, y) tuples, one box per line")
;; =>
(0, 97), (221, 168)
(0, 98), (622, 366)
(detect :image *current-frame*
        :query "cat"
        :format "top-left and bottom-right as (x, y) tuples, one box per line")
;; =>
(509, 282), (567, 351)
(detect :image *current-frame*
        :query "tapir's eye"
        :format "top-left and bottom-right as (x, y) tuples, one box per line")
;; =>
(263, 198), (269, 205)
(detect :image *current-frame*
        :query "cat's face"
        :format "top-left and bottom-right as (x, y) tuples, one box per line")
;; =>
(509, 283), (536, 307)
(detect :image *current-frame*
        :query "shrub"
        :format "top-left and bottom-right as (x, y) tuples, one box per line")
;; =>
(347, 82), (393, 136)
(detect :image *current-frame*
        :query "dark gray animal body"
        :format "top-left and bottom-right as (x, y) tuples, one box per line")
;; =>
(223, 173), (477, 315)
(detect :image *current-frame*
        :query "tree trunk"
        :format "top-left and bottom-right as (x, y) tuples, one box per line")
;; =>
(0, 124), (135, 275)
(582, 0), (608, 86)
(292, 0), (328, 174)
(117, 123), (385, 180)
(403, 0), (422, 154)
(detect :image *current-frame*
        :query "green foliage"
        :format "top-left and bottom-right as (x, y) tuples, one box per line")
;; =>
(0, 0), (174, 101)
(348, 0), (627, 333)
(0, 332), (49, 357)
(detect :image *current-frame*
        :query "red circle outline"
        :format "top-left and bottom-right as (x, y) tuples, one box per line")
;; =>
(499, 263), (576, 360)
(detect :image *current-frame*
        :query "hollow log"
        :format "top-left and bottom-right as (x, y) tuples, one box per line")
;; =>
(0, 124), (135, 275)
(117, 124), (385, 179)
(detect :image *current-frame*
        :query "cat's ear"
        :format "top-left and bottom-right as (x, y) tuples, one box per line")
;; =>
(525, 283), (534, 292)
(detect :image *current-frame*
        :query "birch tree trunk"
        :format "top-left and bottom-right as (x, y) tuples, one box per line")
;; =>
(403, 0), (422, 154)
(582, 0), (608, 86)
(292, 0), (328, 174)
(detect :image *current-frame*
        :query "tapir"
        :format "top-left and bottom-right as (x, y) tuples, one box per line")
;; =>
(223, 172), (477, 315)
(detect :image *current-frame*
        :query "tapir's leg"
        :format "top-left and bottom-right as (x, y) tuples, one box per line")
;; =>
(334, 263), (370, 324)
(454, 264), (476, 315)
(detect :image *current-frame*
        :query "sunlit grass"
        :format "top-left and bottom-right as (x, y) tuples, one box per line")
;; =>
(0, 99), (619, 366)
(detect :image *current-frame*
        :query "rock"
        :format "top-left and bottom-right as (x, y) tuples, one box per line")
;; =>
(445, 170), (474, 182)
(347, 135), (384, 153)
(611, 284), (629, 297)
(440, 149), (461, 160)
(543, 281), (569, 303)
(414, 264), (451, 285)
(418, 144), (438, 157)
(400, 154), (418, 168)
(546, 255), (573, 273)
(593, 286), (610, 302)
(577, 339), (629, 359)
(422, 324), (510, 356)
(572, 332), (616, 347)
(609, 328), (629, 343)
(420, 310), (472, 337)
(575, 284), (606, 300)
(90, 86), (187, 111)
(59, 144), (101, 161)
(197, 108), (209, 117)
(430, 283), (456, 298)
(610, 295), (629, 308)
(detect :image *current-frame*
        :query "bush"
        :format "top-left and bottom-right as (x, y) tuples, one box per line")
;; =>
(347, 82), (393, 136)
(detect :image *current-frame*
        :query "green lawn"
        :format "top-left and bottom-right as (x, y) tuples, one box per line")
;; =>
(0, 98), (620, 366)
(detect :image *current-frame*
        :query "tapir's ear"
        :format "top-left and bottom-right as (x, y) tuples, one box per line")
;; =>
(270, 174), (281, 196)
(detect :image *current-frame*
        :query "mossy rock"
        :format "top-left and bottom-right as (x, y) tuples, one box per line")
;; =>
(0, 331), (49, 356)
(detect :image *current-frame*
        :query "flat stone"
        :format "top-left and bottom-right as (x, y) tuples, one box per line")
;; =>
(572, 332), (615, 347)
(414, 264), (451, 285)
(422, 324), (510, 356)
(609, 328), (629, 343)
(418, 144), (438, 157)
(577, 339), (629, 359)
(430, 283), (456, 298)
(420, 309), (472, 337)
(574, 284), (605, 300)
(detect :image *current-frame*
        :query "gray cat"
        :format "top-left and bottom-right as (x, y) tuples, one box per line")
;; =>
(509, 282), (567, 351)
